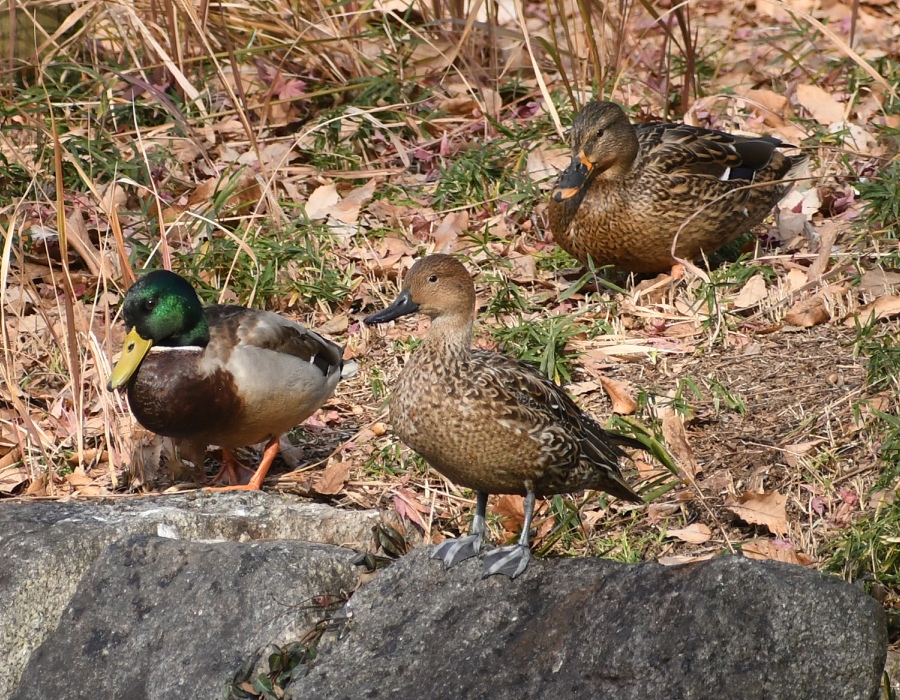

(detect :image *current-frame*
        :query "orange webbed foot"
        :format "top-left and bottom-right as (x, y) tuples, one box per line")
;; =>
(204, 438), (279, 492)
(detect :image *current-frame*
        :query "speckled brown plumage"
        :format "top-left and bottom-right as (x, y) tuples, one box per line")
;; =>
(364, 255), (643, 577)
(548, 101), (808, 274)
(391, 346), (642, 501)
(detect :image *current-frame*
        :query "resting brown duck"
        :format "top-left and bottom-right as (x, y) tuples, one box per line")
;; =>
(548, 100), (808, 274)
(364, 254), (644, 578)
(108, 270), (353, 491)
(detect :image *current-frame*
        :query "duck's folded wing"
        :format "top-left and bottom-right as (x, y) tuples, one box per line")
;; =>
(639, 123), (786, 181)
(637, 124), (744, 178)
(206, 305), (343, 379)
(472, 351), (637, 466)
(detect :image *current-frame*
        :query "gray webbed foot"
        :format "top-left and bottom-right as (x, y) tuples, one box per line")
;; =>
(430, 491), (489, 570)
(482, 544), (531, 579)
(431, 534), (483, 569)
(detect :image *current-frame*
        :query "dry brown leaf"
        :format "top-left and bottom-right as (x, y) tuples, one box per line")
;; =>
(508, 252), (537, 281)
(312, 459), (350, 495)
(360, 235), (416, 274)
(870, 394), (890, 411)
(733, 274), (768, 309)
(742, 539), (814, 566)
(2, 285), (38, 316)
(65, 471), (94, 487)
(632, 272), (674, 304)
(795, 84), (844, 125)
(660, 407), (700, 478)
(847, 295), (900, 326)
(432, 211), (468, 252)
(780, 186), (821, 218)
(65, 471), (105, 496)
(868, 489), (894, 510)
(0, 446), (22, 471)
(0, 462), (29, 494)
(743, 88), (789, 126)
(479, 87), (502, 117)
(657, 551), (718, 566)
(24, 471), (48, 497)
(725, 491), (788, 536)
(662, 322), (701, 339)
(567, 380), (600, 397)
(331, 179), (376, 225)
(782, 440), (825, 468)
(855, 395), (891, 431)
(585, 342), (689, 362)
(316, 314), (349, 335)
(494, 494), (525, 532)
(807, 222), (838, 282)
(437, 95), (479, 114)
(534, 513), (555, 544)
(248, 142), (292, 168)
(598, 376), (637, 415)
(784, 268), (808, 293)
(526, 145), (570, 183)
(66, 206), (106, 277)
(783, 296), (830, 327)
(187, 172), (258, 210)
(580, 508), (606, 529)
(667, 523), (712, 544)
(125, 428), (165, 488)
(392, 487), (429, 531)
(754, 0), (788, 21)
(169, 138), (204, 164)
(646, 502), (680, 523)
(305, 184), (340, 220)
(635, 459), (668, 481)
(858, 269), (900, 297)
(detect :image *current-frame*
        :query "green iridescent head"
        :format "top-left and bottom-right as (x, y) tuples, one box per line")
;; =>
(107, 270), (209, 390)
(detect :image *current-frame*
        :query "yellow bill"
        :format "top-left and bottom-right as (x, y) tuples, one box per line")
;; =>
(107, 328), (153, 390)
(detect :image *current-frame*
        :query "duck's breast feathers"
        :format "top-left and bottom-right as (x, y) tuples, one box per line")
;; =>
(204, 305), (344, 380)
(128, 346), (243, 440)
(637, 123), (793, 182)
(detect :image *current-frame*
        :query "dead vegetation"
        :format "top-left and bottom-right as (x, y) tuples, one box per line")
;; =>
(2, 0), (900, 665)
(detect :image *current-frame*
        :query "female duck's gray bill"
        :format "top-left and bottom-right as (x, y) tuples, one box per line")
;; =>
(365, 290), (420, 325)
(552, 157), (590, 202)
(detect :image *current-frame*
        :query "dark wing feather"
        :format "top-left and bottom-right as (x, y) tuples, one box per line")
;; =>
(730, 136), (783, 171)
(636, 123), (784, 183)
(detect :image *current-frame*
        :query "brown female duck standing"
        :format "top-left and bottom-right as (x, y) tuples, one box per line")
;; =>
(365, 255), (644, 578)
(108, 270), (352, 491)
(548, 101), (808, 274)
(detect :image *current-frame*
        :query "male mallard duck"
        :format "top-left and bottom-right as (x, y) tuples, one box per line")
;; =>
(365, 254), (644, 579)
(108, 269), (351, 491)
(548, 100), (808, 274)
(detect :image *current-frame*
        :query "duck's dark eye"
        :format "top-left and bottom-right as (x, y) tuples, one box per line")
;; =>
(144, 297), (157, 311)
(596, 128), (605, 138)
(428, 275), (438, 283)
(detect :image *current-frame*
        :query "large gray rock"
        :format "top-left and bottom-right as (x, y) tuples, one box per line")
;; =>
(11, 534), (360, 700)
(289, 548), (887, 700)
(0, 493), (384, 699)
